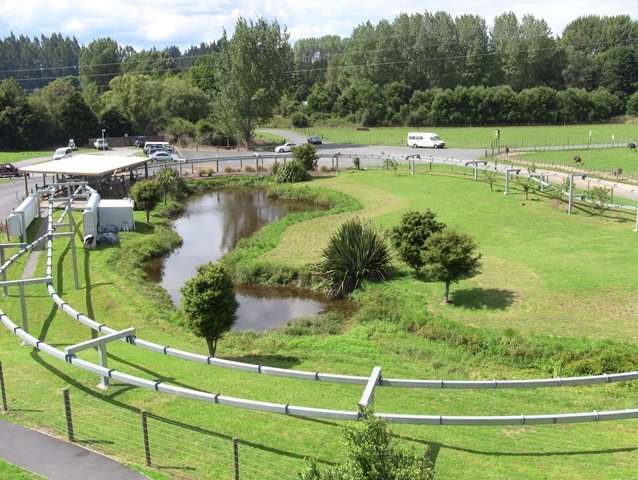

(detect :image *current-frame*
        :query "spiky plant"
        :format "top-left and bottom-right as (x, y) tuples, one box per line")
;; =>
(275, 160), (310, 183)
(319, 218), (392, 299)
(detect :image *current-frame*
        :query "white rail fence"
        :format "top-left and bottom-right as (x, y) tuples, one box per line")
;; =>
(1, 182), (638, 426)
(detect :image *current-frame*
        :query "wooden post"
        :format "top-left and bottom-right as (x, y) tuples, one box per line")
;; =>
(0, 361), (8, 413)
(63, 388), (75, 442)
(233, 437), (240, 480)
(142, 410), (151, 466)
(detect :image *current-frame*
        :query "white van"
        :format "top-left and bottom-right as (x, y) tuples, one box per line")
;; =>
(407, 132), (445, 149)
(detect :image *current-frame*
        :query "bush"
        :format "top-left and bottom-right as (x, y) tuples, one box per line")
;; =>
(293, 143), (318, 171)
(300, 408), (435, 480)
(291, 111), (310, 128)
(284, 312), (343, 336)
(390, 210), (446, 273)
(352, 157), (361, 170)
(275, 160), (310, 183)
(319, 218), (392, 299)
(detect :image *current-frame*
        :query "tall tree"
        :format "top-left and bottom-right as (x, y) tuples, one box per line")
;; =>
(79, 37), (120, 90)
(455, 14), (492, 86)
(214, 17), (292, 145)
(60, 91), (98, 144)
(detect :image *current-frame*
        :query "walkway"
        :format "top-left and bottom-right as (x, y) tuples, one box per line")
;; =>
(0, 418), (148, 480)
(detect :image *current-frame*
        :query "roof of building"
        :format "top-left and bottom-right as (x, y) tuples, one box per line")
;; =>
(19, 154), (148, 177)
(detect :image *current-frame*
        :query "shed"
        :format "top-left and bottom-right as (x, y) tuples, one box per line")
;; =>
(98, 199), (134, 232)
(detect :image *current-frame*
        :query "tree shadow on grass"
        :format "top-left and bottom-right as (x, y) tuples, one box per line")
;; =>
(134, 221), (155, 234)
(28, 353), (336, 466)
(450, 288), (516, 310)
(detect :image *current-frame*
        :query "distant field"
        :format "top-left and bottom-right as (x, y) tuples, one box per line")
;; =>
(0, 151), (52, 162)
(296, 124), (638, 150)
(510, 148), (638, 182)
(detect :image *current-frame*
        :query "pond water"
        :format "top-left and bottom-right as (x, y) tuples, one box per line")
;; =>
(144, 189), (343, 331)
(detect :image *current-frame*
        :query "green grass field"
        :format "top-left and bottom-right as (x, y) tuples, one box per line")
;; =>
(510, 148), (638, 182)
(2, 169), (638, 479)
(296, 124), (638, 150)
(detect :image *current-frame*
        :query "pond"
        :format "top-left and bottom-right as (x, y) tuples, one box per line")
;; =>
(144, 189), (345, 331)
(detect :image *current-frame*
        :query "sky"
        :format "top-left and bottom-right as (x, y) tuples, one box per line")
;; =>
(0, 0), (635, 52)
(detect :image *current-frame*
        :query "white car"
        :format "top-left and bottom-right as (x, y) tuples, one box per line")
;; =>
(149, 150), (182, 162)
(53, 147), (72, 161)
(274, 142), (297, 153)
(94, 138), (109, 150)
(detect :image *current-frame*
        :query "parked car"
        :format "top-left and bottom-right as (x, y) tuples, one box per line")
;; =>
(143, 141), (171, 154)
(94, 138), (109, 150)
(274, 142), (297, 153)
(0, 163), (21, 178)
(53, 147), (72, 161)
(307, 136), (322, 145)
(149, 150), (182, 162)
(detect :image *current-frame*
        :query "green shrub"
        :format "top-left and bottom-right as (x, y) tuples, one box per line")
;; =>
(390, 210), (446, 273)
(284, 312), (343, 336)
(291, 111), (310, 128)
(293, 143), (318, 170)
(319, 218), (392, 299)
(352, 157), (361, 170)
(275, 160), (310, 183)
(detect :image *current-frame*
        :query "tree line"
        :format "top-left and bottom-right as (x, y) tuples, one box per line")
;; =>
(1, 12), (638, 150)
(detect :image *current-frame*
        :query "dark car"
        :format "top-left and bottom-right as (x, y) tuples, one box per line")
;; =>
(307, 136), (322, 145)
(0, 163), (21, 178)
(133, 136), (147, 148)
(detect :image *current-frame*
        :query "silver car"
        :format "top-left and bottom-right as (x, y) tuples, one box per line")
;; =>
(274, 142), (297, 153)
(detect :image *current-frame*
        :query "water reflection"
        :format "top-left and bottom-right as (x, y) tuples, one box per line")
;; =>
(144, 189), (342, 331)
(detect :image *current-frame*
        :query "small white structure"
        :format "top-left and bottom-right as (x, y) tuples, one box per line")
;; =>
(7, 195), (39, 240)
(98, 199), (134, 232)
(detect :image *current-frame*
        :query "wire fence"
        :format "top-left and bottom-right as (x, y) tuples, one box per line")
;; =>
(0, 361), (312, 479)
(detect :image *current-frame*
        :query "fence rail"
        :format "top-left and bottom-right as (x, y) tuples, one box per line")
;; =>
(1, 181), (638, 429)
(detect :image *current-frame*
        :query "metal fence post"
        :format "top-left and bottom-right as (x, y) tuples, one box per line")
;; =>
(0, 361), (8, 413)
(62, 387), (75, 442)
(142, 410), (151, 466)
(233, 437), (240, 480)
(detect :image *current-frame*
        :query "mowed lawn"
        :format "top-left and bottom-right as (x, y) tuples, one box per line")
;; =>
(263, 167), (638, 340)
(2, 167), (638, 479)
(512, 147), (638, 181)
(297, 123), (638, 149)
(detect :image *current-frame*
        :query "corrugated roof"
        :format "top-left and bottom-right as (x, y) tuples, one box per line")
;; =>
(19, 154), (148, 177)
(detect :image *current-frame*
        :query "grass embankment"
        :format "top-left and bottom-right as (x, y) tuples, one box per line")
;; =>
(296, 124), (638, 149)
(2, 169), (638, 479)
(0, 460), (45, 480)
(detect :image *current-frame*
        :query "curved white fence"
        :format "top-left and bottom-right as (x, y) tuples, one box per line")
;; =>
(2, 181), (638, 425)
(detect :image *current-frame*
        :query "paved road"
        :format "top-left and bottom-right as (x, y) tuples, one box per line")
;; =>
(0, 417), (148, 480)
